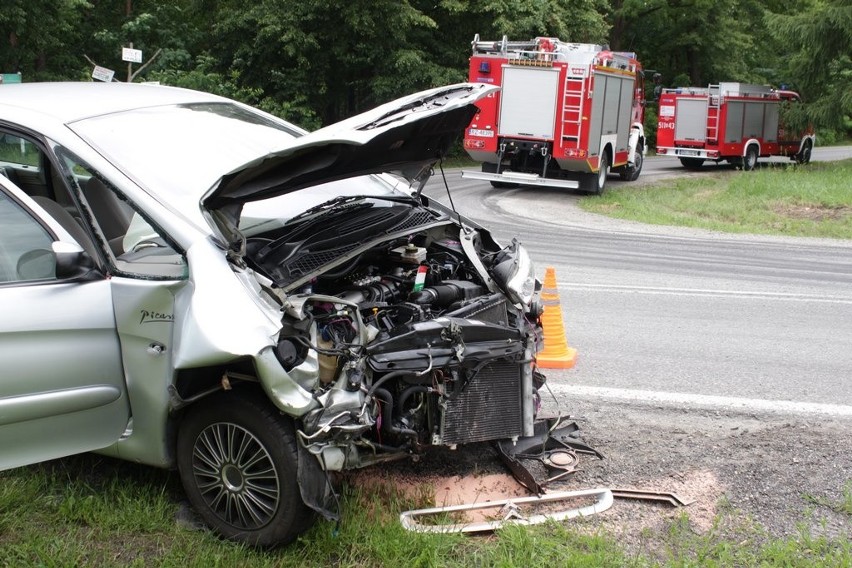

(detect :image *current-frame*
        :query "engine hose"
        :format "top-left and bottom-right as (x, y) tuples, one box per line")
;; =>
(365, 369), (419, 398)
(397, 385), (430, 413)
(373, 388), (418, 440)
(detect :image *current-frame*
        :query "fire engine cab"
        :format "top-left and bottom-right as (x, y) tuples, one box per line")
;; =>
(461, 35), (646, 194)
(656, 82), (815, 170)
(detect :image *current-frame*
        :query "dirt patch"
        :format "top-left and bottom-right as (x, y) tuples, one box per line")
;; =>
(773, 203), (851, 221)
(595, 203), (622, 214)
(347, 400), (852, 551)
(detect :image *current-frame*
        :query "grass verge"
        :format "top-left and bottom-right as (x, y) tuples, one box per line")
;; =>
(580, 159), (852, 239)
(0, 455), (849, 567)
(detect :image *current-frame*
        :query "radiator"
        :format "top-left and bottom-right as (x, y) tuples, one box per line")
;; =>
(440, 360), (523, 445)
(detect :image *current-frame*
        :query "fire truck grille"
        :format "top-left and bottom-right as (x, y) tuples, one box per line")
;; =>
(440, 361), (523, 445)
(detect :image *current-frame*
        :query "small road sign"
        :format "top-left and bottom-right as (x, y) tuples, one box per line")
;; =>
(122, 47), (143, 63)
(92, 65), (115, 82)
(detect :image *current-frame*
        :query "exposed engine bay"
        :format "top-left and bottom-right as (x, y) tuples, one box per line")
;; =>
(241, 194), (546, 499)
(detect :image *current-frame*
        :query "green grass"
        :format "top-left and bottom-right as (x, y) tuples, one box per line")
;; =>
(0, 455), (849, 567)
(581, 159), (852, 239)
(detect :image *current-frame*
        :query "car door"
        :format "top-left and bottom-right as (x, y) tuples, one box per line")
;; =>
(0, 177), (129, 470)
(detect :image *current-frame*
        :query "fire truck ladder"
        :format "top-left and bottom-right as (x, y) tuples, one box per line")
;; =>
(706, 84), (721, 143)
(561, 75), (585, 146)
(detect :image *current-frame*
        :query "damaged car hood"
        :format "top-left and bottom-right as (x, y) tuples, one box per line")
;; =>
(202, 83), (498, 247)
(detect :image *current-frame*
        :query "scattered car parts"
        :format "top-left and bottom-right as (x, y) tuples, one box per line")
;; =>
(400, 488), (614, 533)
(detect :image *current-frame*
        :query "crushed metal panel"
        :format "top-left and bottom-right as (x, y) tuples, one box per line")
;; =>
(400, 488), (614, 533)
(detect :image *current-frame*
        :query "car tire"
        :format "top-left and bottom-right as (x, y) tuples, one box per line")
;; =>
(619, 142), (644, 181)
(679, 157), (704, 170)
(742, 145), (758, 171)
(583, 152), (609, 195)
(796, 140), (812, 164)
(177, 391), (314, 547)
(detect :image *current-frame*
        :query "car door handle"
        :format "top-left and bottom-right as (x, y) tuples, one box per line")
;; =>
(147, 342), (166, 356)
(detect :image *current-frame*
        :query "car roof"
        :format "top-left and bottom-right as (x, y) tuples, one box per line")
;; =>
(0, 82), (228, 123)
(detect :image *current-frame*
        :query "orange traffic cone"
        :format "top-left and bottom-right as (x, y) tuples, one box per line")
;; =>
(536, 266), (578, 369)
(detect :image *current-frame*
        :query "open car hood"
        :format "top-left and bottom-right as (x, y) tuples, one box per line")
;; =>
(201, 83), (497, 248)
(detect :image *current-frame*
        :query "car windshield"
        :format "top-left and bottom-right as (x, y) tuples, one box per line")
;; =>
(70, 102), (302, 211)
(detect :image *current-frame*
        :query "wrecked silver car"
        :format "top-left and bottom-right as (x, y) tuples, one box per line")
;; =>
(0, 82), (546, 546)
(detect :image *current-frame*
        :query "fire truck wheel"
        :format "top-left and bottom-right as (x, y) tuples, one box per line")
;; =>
(679, 157), (704, 170)
(796, 141), (812, 164)
(742, 145), (758, 171)
(583, 153), (609, 195)
(620, 142), (644, 181)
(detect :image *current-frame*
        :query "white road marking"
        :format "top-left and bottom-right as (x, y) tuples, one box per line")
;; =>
(546, 383), (852, 417)
(561, 282), (852, 304)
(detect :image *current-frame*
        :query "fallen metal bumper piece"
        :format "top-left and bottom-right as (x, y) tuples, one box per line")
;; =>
(399, 488), (614, 533)
(399, 417), (694, 533)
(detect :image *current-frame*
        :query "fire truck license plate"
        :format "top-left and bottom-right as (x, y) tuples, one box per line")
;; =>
(468, 129), (495, 138)
(680, 150), (699, 156)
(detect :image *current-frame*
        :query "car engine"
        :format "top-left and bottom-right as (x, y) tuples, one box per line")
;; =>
(244, 198), (544, 485)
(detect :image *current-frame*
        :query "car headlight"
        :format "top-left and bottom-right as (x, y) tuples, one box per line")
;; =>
(491, 238), (536, 310)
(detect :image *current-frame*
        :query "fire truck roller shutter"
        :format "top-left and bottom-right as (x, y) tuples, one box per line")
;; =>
(725, 103), (744, 143)
(675, 99), (708, 142)
(497, 66), (560, 139)
(763, 102), (780, 143)
(743, 102), (766, 140)
(586, 72), (634, 165)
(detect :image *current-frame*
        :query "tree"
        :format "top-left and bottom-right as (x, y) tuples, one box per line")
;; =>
(610, 0), (790, 90)
(766, 0), (852, 134)
(0, 0), (90, 80)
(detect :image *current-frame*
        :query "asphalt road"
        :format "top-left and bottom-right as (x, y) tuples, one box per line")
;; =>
(424, 146), (852, 411)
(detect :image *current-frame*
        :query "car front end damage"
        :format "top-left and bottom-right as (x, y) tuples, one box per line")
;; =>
(238, 200), (547, 517)
(190, 82), (582, 532)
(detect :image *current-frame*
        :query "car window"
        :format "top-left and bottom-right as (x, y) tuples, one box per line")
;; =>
(0, 134), (40, 167)
(59, 153), (189, 280)
(70, 102), (301, 220)
(0, 190), (58, 283)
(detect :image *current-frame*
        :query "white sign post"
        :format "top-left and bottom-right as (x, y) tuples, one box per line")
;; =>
(122, 47), (143, 63)
(91, 65), (115, 82)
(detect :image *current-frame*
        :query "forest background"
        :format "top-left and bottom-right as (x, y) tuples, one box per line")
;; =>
(1, 0), (849, 142)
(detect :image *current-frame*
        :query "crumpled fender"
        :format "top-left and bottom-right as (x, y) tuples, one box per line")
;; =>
(172, 242), (317, 415)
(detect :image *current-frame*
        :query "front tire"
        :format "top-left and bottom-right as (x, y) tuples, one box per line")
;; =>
(796, 140), (812, 164)
(742, 145), (758, 171)
(619, 142), (644, 181)
(583, 152), (609, 194)
(177, 392), (314, 547)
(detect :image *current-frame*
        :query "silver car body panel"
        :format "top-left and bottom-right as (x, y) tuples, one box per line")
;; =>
(0, 180), (130, 469)
(0, 82), (530, 479)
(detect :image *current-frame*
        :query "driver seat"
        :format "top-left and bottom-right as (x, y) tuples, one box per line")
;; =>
(83, 177), (133, 255)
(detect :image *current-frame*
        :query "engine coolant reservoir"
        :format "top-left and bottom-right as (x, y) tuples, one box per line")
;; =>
(317, 336), (338, 384)
(390, 244), (427, 264)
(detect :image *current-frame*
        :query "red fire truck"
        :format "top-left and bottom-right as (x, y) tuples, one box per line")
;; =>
(461, 35), (646, 194)
(656, 82), (815, 170)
